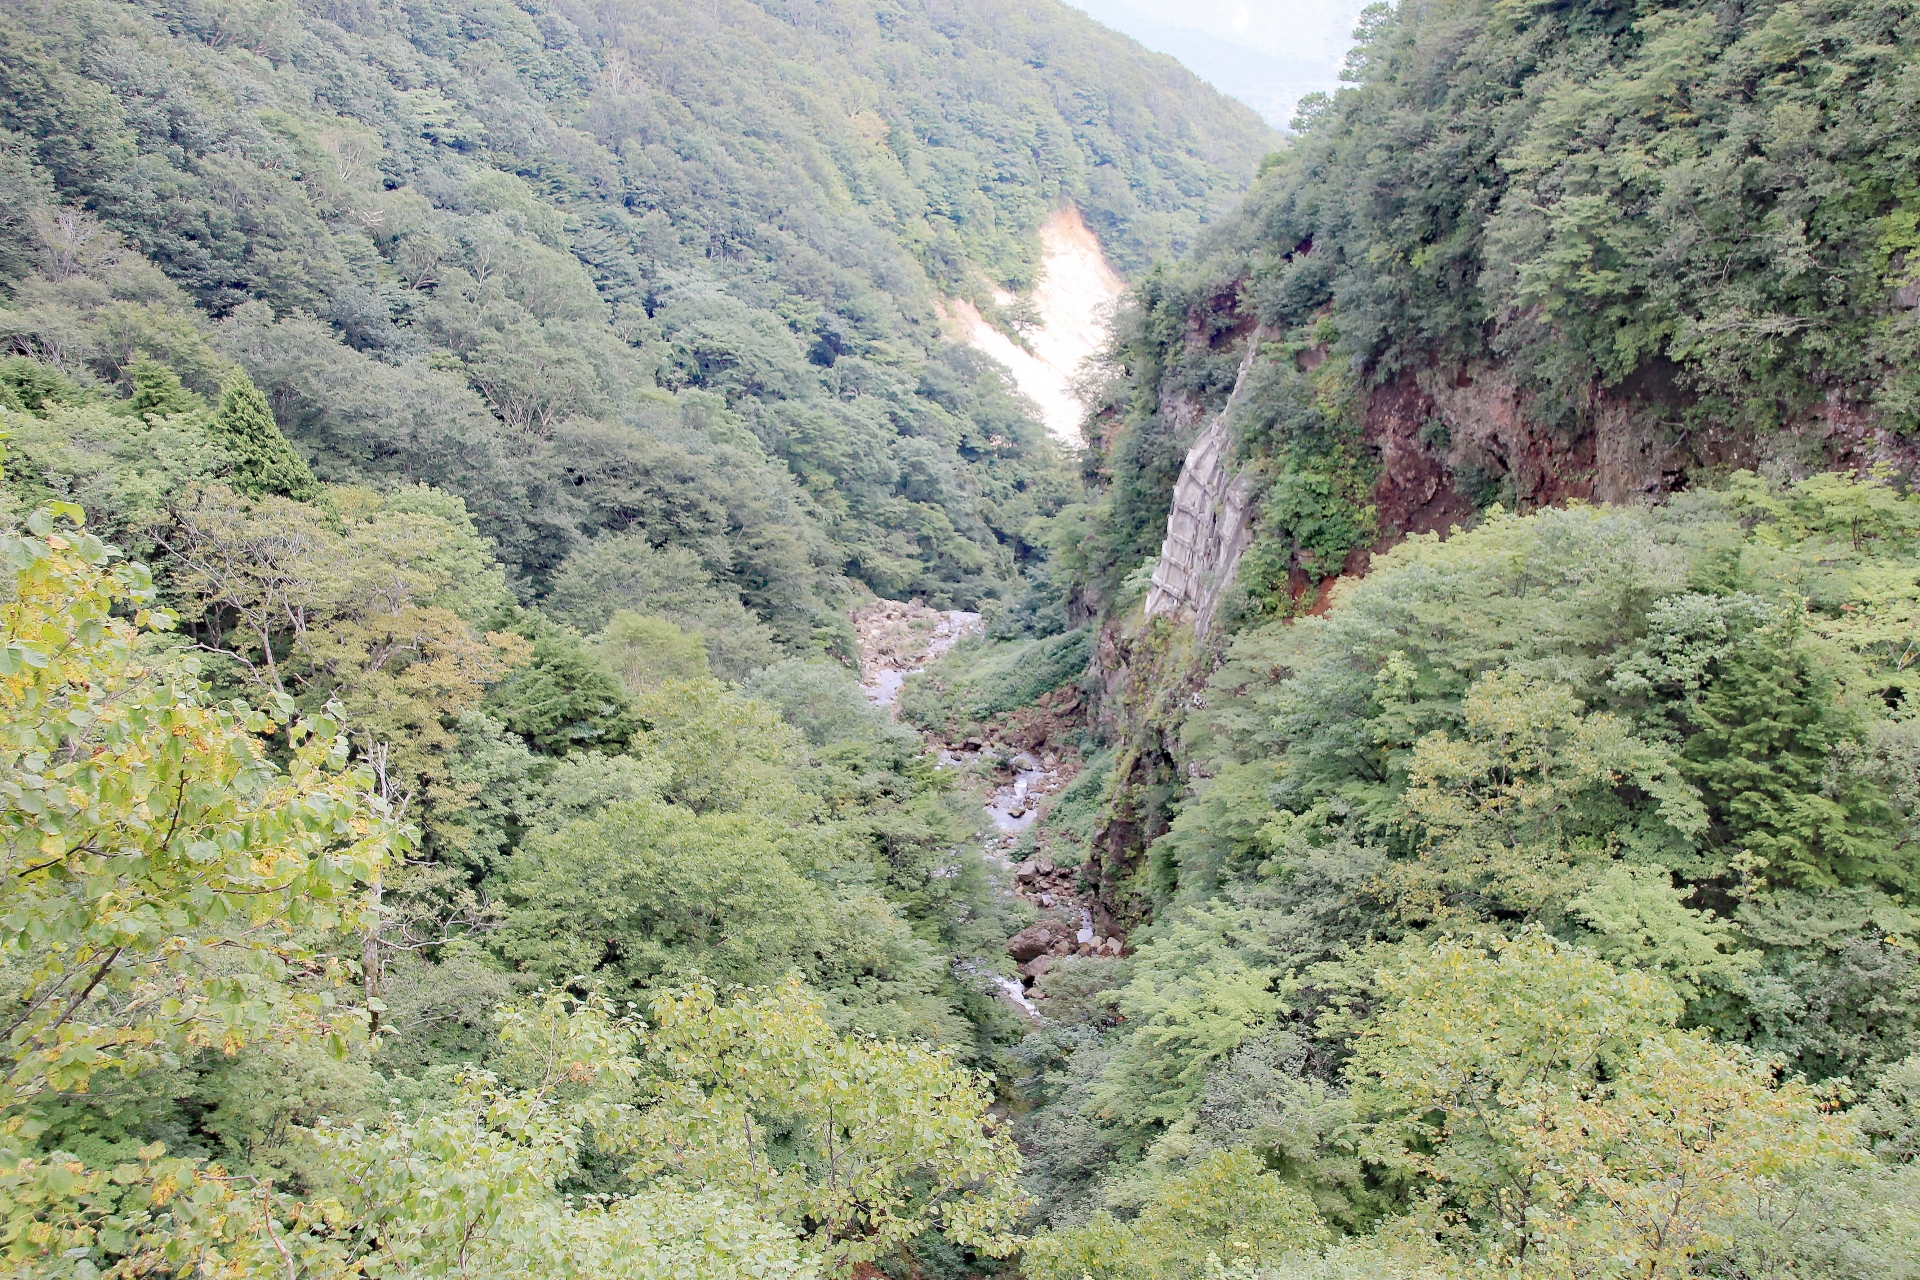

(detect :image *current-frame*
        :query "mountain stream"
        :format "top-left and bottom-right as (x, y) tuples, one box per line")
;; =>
(852, 600), (1099, 1017)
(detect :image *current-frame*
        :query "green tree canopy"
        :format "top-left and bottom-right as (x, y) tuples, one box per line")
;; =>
(210, 369), (318, 501)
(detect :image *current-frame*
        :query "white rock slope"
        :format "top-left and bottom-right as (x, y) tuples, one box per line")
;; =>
(946, 206), (1125, 445)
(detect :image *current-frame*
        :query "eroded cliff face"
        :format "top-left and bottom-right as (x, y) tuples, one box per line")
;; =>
(1370, 361), (1920, 541)
(1141, 335), (1265, 641)
(1142, 347), (1920, 605)
(1079, 314), (1920, 933)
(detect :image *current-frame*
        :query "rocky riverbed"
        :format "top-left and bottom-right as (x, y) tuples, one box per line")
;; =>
(851, 599), (979, 708)
(851, 598), (1123, 1015)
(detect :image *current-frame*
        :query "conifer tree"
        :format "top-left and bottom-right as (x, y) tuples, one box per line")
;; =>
(211, 368), (320, 500)
(127, 356), (198, 419)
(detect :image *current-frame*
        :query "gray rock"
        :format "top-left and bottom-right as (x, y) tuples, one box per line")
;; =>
(1006, 919), (1071, 962)
(1140, 334), (1266, 641)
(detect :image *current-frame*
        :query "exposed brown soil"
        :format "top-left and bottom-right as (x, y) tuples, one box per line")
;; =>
(1364, 373), (1483, 546)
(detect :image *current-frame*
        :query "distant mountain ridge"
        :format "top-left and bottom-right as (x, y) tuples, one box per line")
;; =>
(1066, 0), (1362, 127)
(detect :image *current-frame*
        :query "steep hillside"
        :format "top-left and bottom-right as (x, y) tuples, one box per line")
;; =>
(923, 0), (1920, 1268)
(0, 5), (1286, 1275)
(0, 0), (1276, 623)
(1083, 0), (1919, 605)
(1039, 0), (1920, 931)
(946, 205), (1128, 442)
(12, 0), (1920, 1274)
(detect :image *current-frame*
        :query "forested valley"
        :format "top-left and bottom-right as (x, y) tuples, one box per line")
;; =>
(1, 0), (1918, 1276)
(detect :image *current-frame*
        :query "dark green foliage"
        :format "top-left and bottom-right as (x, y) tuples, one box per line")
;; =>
(1033, 478), (1920, 1234)
(549, 409), (828, 633)
(1229, 351), (1377, 597)
(0, 0), (1269, 609)
(1243, 0), (1920, 428)
(0, 0), (1292, 1252)
(743, 659), (914, 752)
(1860, 1055), (1920, 1161)
(1672, 613), (1900, 890)
(484, 610), (639, 756)
(0, 356), (84, 412)
(1259, 470), (1375, 581)
(899, 629), (1093, 734)
(24, 0), (1920, 1262)
(496, 799), (848, 992)
(1733, 887), (1920, 1083)
(551, 534), (785, 681)
(0, 132), (50, 286)
(126, 357), (196, 420)
(1078, 0), (1920, 624)
(209, 371), (318, 502)
(373, 942), (522, 1079)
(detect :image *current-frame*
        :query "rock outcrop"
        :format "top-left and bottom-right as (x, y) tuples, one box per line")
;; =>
(1005, 918), (1076, 963)
(1141, 334), (1265, 639)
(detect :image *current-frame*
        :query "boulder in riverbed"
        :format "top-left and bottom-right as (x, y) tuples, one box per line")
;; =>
(1007, 919), (1073, 962)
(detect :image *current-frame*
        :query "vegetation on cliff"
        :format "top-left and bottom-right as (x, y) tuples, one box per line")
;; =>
(1009, 475), (1920, 1277)
(0, 0), (1278, 1271)
(1077, 0), (1920, 608)
(980, 0), (1920, 1274)
(6, 0), (1920, 1274)
(0, 0), (1273, 611)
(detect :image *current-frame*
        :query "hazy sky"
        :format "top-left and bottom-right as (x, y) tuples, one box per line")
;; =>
(1062, 0), (1367, 128)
